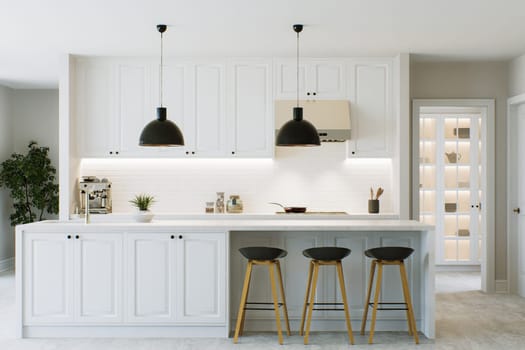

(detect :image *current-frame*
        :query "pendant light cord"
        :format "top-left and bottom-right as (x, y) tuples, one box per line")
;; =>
(160, 30), (164, 107)
(296, 30), (299, 108)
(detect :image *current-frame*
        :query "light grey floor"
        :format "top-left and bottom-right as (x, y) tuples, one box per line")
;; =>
(2, 270), (525, 349)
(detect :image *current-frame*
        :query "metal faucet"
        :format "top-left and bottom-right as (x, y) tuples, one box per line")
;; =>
(84, 190), (90, 224)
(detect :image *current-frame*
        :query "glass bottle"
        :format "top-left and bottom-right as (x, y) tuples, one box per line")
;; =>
(227, 195), (243, 213)
(215, 192), (225, 213)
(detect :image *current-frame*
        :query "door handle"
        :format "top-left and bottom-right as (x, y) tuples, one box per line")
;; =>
(514, 208), (521, 214)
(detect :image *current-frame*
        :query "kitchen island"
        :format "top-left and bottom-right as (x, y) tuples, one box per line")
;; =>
(16, 218), (434, 339)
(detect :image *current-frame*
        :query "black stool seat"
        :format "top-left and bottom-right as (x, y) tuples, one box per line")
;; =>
(364, 246), (414, 261)
(239, 246), (287, 260)
(303, 247), (351, 261)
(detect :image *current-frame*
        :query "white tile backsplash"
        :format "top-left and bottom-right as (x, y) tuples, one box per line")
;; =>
(80, 144), (394, 214)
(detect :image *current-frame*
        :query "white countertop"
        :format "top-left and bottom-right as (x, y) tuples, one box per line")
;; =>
(19, 218), (433, 232)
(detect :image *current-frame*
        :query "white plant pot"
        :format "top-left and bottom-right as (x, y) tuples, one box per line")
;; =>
(133, 210), (154, 223)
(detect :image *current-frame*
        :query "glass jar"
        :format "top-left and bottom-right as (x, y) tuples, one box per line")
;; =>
(215, 192), (225, 213)
(205, 202), (215, 214)
(227, 195), (243, 213)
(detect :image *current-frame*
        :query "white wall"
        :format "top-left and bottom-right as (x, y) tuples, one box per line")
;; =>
(509, 54), (525, 97)
(411, 61), (508, 280)
(11, 90), (59, 170)
(80, 145), (394, 215)
(0, 86), (13, 263)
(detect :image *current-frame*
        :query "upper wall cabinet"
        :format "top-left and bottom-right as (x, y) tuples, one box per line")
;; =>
(74, 58), (272, 158)
(346, 59), (393, 158)
(274, 60), (346, 100)
(226, 61), (273, 157)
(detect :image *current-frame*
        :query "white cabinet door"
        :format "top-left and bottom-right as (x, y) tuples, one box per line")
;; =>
(176, 232), (227, 323)
(126, 233), (176, 323)
(346, 59), (393, 157)
(227, 61), (273, 157)
(275, 60), (345, 99)
(23, 233), (74, 324)
(115, 62), (151, 156)
(187, 63), (227, 157)
(74, 233), (123, 323)
(75, 60), (116, 157)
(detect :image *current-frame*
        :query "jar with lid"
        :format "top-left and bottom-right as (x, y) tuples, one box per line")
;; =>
(227, 195), (243, 213)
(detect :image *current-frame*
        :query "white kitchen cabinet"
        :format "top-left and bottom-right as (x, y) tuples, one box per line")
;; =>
(227, 61), (273, 157)
(75, 60), (117, 157)
(346, 59), (393, 157)
(126, 232), (227, 324)
(126, 233), (176, 323)
(275, 59), (346, 99)
(185, 63), (228, 157)
(177, 232), (227, 323)
(23, 233), (123, 324)
(23, 233), (74, 324)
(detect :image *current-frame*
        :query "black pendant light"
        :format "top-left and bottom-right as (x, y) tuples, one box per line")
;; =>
(139, 24), (184, 147)
(276, 24), (320, 147)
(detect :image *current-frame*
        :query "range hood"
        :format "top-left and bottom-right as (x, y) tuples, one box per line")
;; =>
(275, 100), (351, 142)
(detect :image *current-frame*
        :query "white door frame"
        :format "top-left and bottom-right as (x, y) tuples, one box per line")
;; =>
(507, 93), (525, 294)
(412, 99), (495, 293)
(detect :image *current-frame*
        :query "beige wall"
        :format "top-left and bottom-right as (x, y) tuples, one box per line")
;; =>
(509, 54), (525, 97)
(411, 61), (508, 280)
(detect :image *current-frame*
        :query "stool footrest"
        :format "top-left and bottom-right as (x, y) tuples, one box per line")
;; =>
(244, 301), (284, 311)
(368, 302), (408, 311)
(305, 302), (346, 311)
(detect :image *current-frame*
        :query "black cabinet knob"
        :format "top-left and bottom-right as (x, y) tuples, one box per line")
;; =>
(109, 151), (113, 155)
(75, 235), (79, 239)
(185, 151), (189, 155)
(231, 151), (235, 155)
(178, 235), (183, 239)
(191, 151), (195, 155)
(67, 235), (72, 239)
(351, 151), (356, 155)
(170, 235), (175, 239)
(307, 92), (310, 96)
(313, 92), (317, 96)
(115, 151), (119, 155)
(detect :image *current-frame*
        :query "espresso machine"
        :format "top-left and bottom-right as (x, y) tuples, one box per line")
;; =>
(79, 176), (112, 214)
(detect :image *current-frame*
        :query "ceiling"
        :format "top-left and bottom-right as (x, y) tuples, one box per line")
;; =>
(1, 0), (525, 89)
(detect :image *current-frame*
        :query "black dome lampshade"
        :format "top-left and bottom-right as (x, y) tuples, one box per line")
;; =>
(276, 107), (320, 146)
(139, 107), (184, 146)
(139, 24), (185, 147)
(276, 24), (320, 147)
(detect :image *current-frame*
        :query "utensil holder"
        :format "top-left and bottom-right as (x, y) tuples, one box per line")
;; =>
(368, 199), (379, 214)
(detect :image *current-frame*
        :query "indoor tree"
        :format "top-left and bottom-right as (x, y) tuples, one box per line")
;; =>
(0, 141), (59, 225)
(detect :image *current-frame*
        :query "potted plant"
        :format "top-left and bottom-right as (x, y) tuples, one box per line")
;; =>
(129, 194), (155, 223)
(0, 141), (59, 225)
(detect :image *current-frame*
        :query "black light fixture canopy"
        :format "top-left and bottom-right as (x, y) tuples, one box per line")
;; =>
(276, 24), (320, 147)
(139, 24), (185, 147)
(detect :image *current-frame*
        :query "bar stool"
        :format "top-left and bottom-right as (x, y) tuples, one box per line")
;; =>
(360, 246), (419, 344)
(233, 246), (291, 345)
(299, 247), (355, 345)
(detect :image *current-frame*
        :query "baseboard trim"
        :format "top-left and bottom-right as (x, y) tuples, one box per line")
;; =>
(495, 280), (508, 293)
(435, 264), (481, 272)
(0, 257), (14, 272)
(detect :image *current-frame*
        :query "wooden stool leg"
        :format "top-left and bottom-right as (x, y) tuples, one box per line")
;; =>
(304, 262), (320, 345)
(275, 260), (291, 336)
(234, 261), (253, 343)
(361, 260), (376, 335)
(399, 261), (419, 344)
(336, 261), (355, 345)
(368, 261), (383, 344)
(269, 262), (284, 345)
(238, 263), (253, 337)
(300, 260), (314, 336)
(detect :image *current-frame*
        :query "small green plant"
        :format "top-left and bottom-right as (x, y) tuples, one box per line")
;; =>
(129, 194), (155, 211)
(0, 141), (59, 225)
